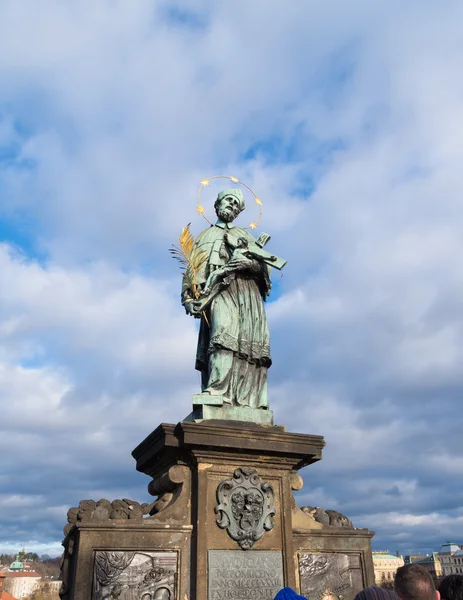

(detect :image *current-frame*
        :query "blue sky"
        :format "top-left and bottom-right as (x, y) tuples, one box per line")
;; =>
(2, 0), (463, 557)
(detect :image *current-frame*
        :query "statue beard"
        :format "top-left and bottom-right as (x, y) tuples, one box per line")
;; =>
(217, 206), (240, 223)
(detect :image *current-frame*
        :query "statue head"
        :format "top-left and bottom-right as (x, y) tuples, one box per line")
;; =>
(215, 189), (245, 223)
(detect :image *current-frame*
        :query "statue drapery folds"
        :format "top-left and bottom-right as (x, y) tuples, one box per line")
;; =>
(172, 183), (286, 416)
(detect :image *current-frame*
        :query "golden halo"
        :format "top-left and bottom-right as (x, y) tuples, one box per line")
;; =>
(196, 175), (263, 230)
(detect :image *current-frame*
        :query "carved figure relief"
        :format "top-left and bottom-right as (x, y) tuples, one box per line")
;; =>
(215, 467), (275, 549)
(92, 551), (177, 600)
(299, 553), (363, 600)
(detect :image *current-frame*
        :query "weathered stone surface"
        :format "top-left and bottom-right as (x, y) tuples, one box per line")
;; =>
(60, 522), (191, 600)
(132, 421), (325, 476)
(147, 464), (191, 523)
(301, 506), (354, 529)
(131, 420), (326, 598)
(215, 467), (275, 550)
(208, 550), (284, 600)
(63, 498), (155, 536)
(292, 528), (376, 598)
(61, 420), (376, 599)
(298, 552), (364, 600)
(92, 551), (177, 600)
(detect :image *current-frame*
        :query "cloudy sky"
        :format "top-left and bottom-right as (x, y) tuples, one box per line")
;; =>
(1, 0), (463, 558)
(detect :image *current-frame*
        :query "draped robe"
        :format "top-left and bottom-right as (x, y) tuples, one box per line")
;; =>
(183, 220), (272, 408)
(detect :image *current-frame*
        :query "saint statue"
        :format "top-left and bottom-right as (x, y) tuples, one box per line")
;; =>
(177, 187), (286, 420)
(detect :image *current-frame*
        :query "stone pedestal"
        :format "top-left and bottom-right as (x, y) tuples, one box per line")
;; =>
(188, 396), (274, 425)
(60, 420), (375, 600)
(133, 420), (326, 598)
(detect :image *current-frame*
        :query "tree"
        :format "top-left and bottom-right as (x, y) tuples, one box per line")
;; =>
(24, 552), (39, 561)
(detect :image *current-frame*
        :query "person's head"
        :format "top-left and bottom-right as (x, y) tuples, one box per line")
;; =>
(215, 189), (245, 223)
(394, 565), (439, 600)
(439, 575), (463, 600)
(354, 585), (401, 600)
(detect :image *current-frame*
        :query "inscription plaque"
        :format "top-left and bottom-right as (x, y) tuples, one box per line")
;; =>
(92, 550), (177, 600)
(208, 550), (284, 600)
(299, 553), (363, 600)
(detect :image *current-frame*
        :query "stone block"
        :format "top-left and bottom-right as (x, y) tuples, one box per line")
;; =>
(186, 403), (274, 424)
(61, 420), (375, 599)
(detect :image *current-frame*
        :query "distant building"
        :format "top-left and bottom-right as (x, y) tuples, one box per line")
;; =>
(451, 549), (463, 575)
(373, 552), (405, 585)
(0, 573), (18, 600)
(404, 555), (428, 564)
(438, 543), (463, 577)
(6, 558), (23, 574)
(4, 573), (41, 600)
(4, 555), (41, 600)
(412, 553), (443, 581)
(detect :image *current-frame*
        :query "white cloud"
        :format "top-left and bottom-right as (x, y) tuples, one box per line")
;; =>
(0, 540), (64, 556)
(1, 0), (463, 555)
(0, 244), (198, 388)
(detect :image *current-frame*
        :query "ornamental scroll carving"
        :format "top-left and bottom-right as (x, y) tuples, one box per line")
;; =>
(215, 467), (275, 550)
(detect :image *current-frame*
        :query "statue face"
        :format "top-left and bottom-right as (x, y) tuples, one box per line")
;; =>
(216, 195), (242, 222)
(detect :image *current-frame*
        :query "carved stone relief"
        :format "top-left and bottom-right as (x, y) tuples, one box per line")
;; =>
(209, 550), (284, 599)
(300, 507), (354, 529)
(299, 553), (363, 600)
(147, 465), (189, 517)
(215, 467), (275, 549)
(58, 536), (74, 600)
(63, 499), (155, 536)
(92, 551), (177, 600)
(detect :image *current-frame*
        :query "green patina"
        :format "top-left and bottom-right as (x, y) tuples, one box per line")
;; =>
(9, 554), (24, 571)
(179, 189), (286, 424)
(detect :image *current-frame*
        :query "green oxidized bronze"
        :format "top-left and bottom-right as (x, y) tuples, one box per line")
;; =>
(172, 187), (286, 423)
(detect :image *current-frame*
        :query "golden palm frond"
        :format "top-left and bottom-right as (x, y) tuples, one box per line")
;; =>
(169, 223), (207, 300)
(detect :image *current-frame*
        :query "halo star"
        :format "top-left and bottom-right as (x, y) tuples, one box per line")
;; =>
(197, 176), (263, 229)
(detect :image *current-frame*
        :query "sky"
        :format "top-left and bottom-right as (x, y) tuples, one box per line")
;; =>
(1, 0), (463, 558)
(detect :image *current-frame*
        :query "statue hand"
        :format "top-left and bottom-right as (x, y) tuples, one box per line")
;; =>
(184, 299), (203, 318)
(226, 256), (259, 273)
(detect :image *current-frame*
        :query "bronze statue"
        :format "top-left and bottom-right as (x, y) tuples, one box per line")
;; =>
(171, 182), (286, 420)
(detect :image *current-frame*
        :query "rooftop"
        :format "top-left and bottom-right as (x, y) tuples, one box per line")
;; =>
(439, 543), (461, 554)
(4, 572), (41, 578)
(414, 554), (439, 564)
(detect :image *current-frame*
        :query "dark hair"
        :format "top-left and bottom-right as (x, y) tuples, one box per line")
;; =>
(354, 585), (401, 600)
(439, 574), (463, 600)
(394, 565), (436, 600)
